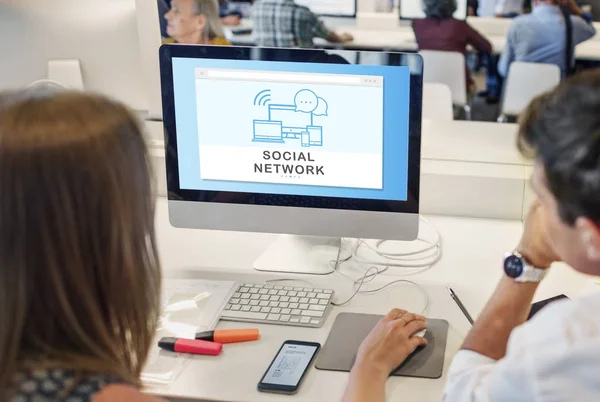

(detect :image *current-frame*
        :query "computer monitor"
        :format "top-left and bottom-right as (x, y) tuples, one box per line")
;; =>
(399, 0), (468, 20)
(160, 45), (423, 274)
(295, 0), (357, 18)
(0, 0), (148, 112)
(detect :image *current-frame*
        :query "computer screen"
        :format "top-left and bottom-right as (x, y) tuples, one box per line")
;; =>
(295, 0), (357, 17)
(160, 46), (422, 240)
(173, 60), (405, 201)
(399, 0), (468, 20)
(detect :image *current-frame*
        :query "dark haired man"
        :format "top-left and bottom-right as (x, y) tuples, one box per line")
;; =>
(342, 70), (600, 402)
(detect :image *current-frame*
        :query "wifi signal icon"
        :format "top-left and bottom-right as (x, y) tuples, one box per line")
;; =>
(253, 89), (272, 106)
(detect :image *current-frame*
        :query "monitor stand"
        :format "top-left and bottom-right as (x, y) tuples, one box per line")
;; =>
(253, 235), (342, 275)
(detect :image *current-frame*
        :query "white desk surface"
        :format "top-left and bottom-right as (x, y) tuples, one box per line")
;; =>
(152, 198), (592, 402)
(231, 25), (600, 61)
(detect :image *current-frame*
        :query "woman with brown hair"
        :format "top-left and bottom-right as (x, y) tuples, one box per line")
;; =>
(0, 89), (164, 401)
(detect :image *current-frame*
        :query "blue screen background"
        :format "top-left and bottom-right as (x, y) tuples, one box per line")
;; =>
(172, 58), (410, 201)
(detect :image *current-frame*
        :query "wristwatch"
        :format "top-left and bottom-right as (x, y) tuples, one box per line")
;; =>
(503, 251), (547, 282)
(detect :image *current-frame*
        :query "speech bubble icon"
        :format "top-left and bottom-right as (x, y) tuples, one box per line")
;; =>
(294, 89), (318, 113)
(313, 97), (328, 116)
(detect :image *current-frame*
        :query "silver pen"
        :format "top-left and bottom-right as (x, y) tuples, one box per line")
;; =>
(446, 285), (475, 325)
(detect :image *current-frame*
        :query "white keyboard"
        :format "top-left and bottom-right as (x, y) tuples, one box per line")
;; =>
(220, 283), (335, 328)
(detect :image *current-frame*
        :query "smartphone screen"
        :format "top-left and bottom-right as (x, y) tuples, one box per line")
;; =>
(258, 341), (320, 394)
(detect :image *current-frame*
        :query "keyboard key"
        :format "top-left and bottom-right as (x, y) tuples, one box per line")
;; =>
(274, 286), (283, 290)
(281, 308), (291, 314)
(270, 295), (280, 302)
(259, 301), (269, 307)
(230, 299), (240, 305)
(251, 294), (260, 300)
(233, 293), (242, 299)
(259, 289), (268, 295)
(221, 311), (267, 320)
(319, 299), (329, 305)
(268, 290), (278, 295)
(303, 288), (313, 292)
(279, 302), (290, 308)
(255, 284), (264, 288)
(324, 289), (333, 294)
(300, 317), (311, 324)
(290, 317), (301, 323)
(249, 300), (259, 306)
(314, 289), (323, 293)
(298, 292), (307, 297)
(240, 287), (250, 293)
(269, 301), (279, 307)
(245, 284), (255, 288)
(267, 314), (281, 321)
(260, 307), (272, 313)
(307, 292), (317, 299)
(284, 287), (293, 291)
(309, 304), (326, 311)
(271, 307), (281, 314)
(289, 303), (299, 309)
(290, 297), (300, 303)
(231, 305), (241, 311)
(240, 299), (250, 305)
(310, 319), (321, 325)
(309, 298), (319, 305)
(299, 304), (309, 310)
(288, 291), (298, 297)
(241, 306), (251, 312)
(317, 293), (330, 299)
(301, 310), (323, 317)
(224, 304), (232, 310)
(299, 298), (309, 304)
(260, 295), (270, 301)
(240, 294), (251, 299)
(291, 309), (301, 315)
(264, 285), (274, 289)
(249, 288), (259, 294)
(280, 296), (290, 302)
(251, 306), (261, 312)
(280, 315), (291, 322)
(278, 290), (288, 296)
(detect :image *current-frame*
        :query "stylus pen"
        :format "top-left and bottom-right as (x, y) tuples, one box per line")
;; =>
(446, 285), (475, 325)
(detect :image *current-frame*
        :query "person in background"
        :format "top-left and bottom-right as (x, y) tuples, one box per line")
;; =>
(413, 0), (493, 94)
(478, 0), (524, 17)
(0, 89), (164, 401)
(343, 69), (600, 402)
(219, 0), (242, 25)
(251, 0), (353, 48)
(498, 0), (596, 77)
(164, 0), (231, 45)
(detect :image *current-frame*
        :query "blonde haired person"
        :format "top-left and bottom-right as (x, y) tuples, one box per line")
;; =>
(0, 89), (165, 402)
(164, 0), (231, 45)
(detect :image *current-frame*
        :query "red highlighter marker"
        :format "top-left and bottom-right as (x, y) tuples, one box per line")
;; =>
(158, 337), (222, 356)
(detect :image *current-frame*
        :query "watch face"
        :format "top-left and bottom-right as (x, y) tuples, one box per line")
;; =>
(504, 254), (524, 278)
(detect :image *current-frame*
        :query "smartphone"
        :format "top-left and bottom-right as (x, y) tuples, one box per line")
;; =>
(257, 340), (321, 395)
(528, 294), (568, 320)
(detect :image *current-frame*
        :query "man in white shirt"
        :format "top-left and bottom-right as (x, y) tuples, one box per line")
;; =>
(342, 70), (600, 402)
(478, 0), (523, 16)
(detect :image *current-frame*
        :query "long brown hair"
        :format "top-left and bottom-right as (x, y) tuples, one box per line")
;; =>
(0, 90), (161, 395)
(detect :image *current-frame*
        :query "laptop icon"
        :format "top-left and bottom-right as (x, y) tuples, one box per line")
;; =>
(253, 120), (285, 143)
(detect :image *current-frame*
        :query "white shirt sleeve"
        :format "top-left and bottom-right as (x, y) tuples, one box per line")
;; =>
(443, 292), (600, 402)
(443, 325), (537, 402)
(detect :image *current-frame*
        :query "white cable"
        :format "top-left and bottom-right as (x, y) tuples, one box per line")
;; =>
(265, 217), (441, 313)
(350, 217), (443, 269)
(26, 79), (68, 89)
(332, 267), (430, 315)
